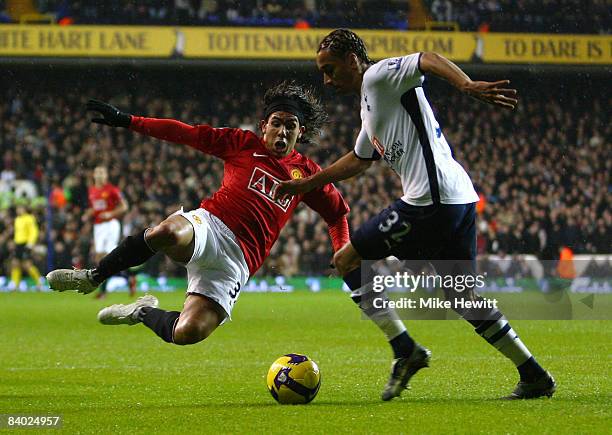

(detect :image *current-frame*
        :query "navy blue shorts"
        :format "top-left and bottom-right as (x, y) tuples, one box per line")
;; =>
(351, 200), (476, 263)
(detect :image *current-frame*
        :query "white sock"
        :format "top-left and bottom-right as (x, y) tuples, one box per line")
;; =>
(480, 317), (532, 366)
(352, 288), (406, 340)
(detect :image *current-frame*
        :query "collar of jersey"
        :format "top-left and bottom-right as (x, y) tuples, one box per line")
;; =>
(256, 144), (299, 161)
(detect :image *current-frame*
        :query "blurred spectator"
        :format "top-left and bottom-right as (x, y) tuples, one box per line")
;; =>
(0, 0), (11, 23)
(3, 0), (604, 33)
(430, 0), (452, 22)
(9, 205), (43, 290)
(426, 0), (611, 34)
(20, 0), (409, 29)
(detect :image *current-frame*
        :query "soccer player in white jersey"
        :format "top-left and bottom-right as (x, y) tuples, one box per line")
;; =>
(275, 29), (555, 401)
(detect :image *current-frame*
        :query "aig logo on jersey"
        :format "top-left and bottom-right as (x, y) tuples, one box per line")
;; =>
(248, 167), (292, 212)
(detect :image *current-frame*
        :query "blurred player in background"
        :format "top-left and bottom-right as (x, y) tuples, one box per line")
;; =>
(47, 82), (350, 347)
(83, 165), (128, 299)
(276, 29), (555, 400)
(10, 205), (42, 291)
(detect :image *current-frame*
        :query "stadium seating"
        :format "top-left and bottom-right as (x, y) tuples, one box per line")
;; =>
(2, 0), (409, 29)
(2, 1), (608, 33)
(426, 0), (611, 34)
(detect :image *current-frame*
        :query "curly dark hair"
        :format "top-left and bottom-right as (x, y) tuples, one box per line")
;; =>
(263, 81), (327, 144)
(317, 28), (372, 65)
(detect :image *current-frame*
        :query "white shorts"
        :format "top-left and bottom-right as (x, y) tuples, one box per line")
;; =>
(93, 219), (121, 255)
(175, 208), (250, 319)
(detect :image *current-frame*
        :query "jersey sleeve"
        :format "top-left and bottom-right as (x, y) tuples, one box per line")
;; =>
(395, 53), (424, 82)
(327, 216), (350, 252)
(354, 128), (381, 160)
(301, 162), (350, 224)
(367, 53), (424, 90)
(112, 186), (123, 207)
(129, 116), (246, 159)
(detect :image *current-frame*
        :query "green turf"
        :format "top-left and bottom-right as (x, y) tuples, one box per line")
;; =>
(0, 291), (610, 434)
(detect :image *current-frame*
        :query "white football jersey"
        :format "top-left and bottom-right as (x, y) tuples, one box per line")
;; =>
(354, 53), (479, 206)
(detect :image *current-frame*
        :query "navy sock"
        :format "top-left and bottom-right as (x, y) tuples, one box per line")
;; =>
(390, 331), (415, 359)
(140, 307), (180, 344)
(517, 357), (547, 382)
(343, 267), (363, 291)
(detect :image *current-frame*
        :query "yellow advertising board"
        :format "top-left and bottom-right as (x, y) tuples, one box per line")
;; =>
(182, 27), (476, 61)
(482, 33), (612, 64)
(0, 25), (610, 64)
(0, 25), (176, 57)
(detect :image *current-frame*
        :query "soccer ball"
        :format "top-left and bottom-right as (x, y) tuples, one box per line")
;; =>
(266, 354), (321, 404)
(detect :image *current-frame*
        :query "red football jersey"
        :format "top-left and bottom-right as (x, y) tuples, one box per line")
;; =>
(89, 184), (122, 224)
(130, 116), (349, 274)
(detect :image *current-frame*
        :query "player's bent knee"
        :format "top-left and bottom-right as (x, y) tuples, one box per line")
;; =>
(147, 221), (182, 249)
(333, 244), (361, 276)
(173, 319), (215, 345)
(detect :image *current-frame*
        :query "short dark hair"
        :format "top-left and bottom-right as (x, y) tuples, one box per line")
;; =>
(318, 28), (372, 64)
(263, 81), (327, 144)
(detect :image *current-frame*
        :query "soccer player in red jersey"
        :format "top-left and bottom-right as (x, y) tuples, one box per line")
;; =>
(83, 165), (129, 298)
(47, 82), (350, 346)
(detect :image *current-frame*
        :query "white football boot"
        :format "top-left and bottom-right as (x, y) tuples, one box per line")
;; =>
(97, 294), (159, 326)
(46, 269), (99, 294)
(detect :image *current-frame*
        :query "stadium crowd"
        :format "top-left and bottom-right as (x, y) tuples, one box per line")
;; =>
(23, 0), (408, 29)
(0, 70), (609, 281)
(427, 0), (611, 34)
(3, 0), (609, 33)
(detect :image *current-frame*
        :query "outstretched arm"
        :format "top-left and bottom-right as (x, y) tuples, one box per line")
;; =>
(419, 52), (518, 109)
(129, 116), (202, 147)
(274, 151), (372, 200)
(86, 99), (202, 147)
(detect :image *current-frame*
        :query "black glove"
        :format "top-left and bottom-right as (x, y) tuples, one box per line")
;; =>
(86, 99), (132, 128)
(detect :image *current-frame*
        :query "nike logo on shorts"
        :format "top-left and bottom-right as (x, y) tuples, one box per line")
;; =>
(253, 152), (268, 157)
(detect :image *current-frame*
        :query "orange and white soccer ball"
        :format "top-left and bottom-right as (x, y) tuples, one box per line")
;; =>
(266, 354), (321, 404)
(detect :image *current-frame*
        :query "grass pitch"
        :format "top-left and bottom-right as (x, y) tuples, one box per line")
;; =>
(1, 291), (610, 434)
